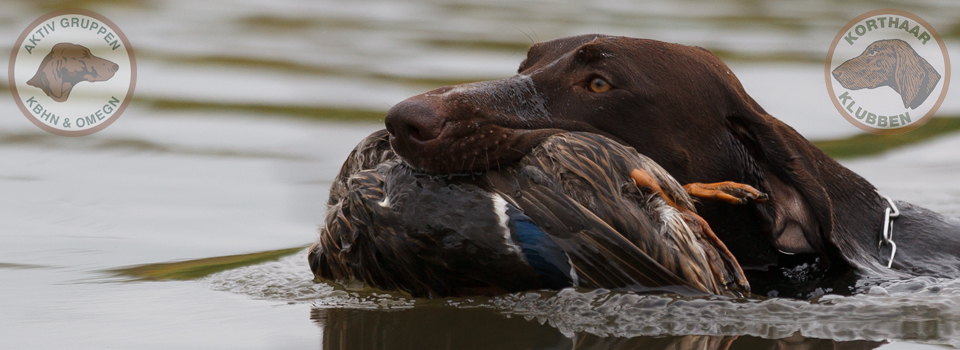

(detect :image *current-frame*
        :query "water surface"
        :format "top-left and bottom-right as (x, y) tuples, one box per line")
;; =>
(2, 0), (960, 348)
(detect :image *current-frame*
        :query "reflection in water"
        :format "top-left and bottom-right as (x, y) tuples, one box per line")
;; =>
(311, 306), (882, 350)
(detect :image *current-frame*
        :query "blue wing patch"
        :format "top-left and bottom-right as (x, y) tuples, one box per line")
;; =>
(505, 203), (574, 289)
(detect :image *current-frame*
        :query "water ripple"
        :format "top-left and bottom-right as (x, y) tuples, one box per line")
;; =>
(204, 251), (960, 346)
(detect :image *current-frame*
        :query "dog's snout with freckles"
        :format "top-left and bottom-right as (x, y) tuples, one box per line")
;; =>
(385, 77), (561, 173)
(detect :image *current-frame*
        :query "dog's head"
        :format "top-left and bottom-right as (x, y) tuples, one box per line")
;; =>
(26, 43), (119, 103)
(832, 39), (941, 109)
(385, 35), (868, 282)
(386, 35), (754, 180)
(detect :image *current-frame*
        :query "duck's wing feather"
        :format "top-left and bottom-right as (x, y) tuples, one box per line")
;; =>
(484, 169), (710, 296)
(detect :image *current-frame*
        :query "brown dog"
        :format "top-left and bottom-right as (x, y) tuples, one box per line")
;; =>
(27, 42), (119, 102)
(832, 39), (941, 109)
(384, 35), (960, 298)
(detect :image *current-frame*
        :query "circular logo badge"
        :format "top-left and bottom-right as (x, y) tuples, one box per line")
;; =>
(9, 9), (136, 137)
(826, 9), (950, 135)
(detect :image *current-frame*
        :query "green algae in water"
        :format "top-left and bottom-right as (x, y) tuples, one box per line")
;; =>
(814, 117), (960, 159)
(110, 246), (307, 281)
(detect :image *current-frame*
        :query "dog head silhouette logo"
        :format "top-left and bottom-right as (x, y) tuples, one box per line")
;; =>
(9, 10), (135, 137)
(27, 43), (119, 103)
(832, 39), (940, 110)
(826, 10), (949, 135)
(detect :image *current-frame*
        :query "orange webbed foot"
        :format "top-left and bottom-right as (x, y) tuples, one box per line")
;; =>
(683, 182), (768, 205)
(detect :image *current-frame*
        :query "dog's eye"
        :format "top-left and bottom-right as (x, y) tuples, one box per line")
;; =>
(868, 50), (878, 57)
(589, 78), (611, 93)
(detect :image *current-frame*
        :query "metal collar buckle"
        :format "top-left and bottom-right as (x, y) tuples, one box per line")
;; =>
(878, 194), (900, 268)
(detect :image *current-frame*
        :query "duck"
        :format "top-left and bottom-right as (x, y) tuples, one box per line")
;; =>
(309, 129), (762, 298)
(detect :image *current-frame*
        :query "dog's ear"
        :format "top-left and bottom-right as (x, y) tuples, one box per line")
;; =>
(44, 54), (72, 100)
(725, 103), (836, 257)
(895, 41), (941, 109)
(677, 49), (837, 258)
(725, 92), (895, 272)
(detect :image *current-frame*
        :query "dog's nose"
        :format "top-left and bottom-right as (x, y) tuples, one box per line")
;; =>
(832, 70), (842, 79)
(384, 98), (445, 143)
